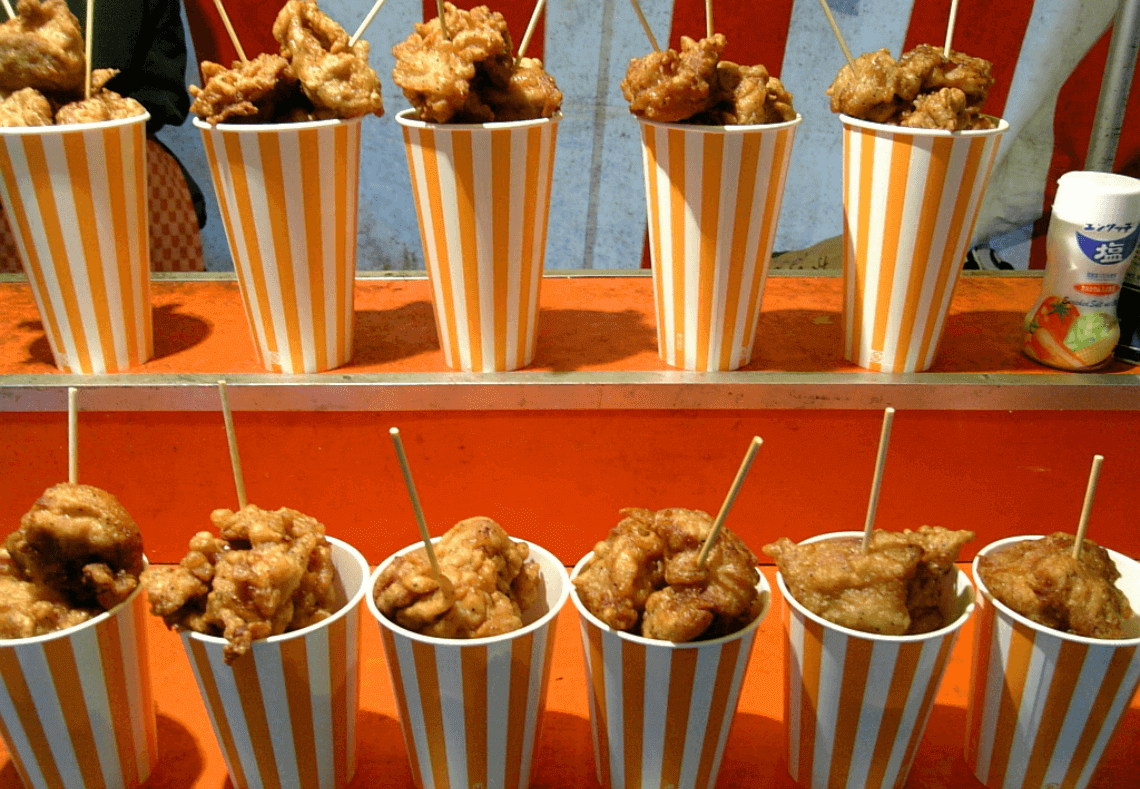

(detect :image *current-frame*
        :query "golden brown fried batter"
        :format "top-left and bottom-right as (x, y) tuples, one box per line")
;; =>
(0, 548), (97, 638)
(0, 87), (53, 126)
(0, 0), (84, 95)
(272, 0), (382, 120)
(621, 35), (724, 123)
(696, 61), (797, 125)
(765, 526), (974, 635)
(143, 504), (338, 663)
(373, 516), (540, 638)
(575, 508), (763, 641)
(189, 53), (300, 124)
(55, 89), (145, 124)
(978, 533), (1135, 639)
(392, 2), (560, 123)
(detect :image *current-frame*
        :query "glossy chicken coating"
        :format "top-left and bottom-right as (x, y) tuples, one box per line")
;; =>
(0, 87), (53, 126)
(0, 0), (84, 95)
(189, 53), (299, 124)
(698, 61), (797, 125)
(373, 516), (540, 638)
(978, 533), (1134, 639)
(56, 90), (145, 124)
(621, 34), (724, 123)
(0, 548), (97, 638)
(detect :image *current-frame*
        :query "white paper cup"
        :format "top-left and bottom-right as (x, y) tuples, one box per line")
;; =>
(196, 117), (362, 373)
(965, 536), (1140, 789)
(570, 552), (771, 789)
(181, 537), (368, 789)
(778, 531), (975, 789)
(638, 115), (801, 371)
(367, 538), (570, 789)
(0, 561), (156, 789)
(397, 109), (560, 372)
(0, 114), (152, 373)
(840, 115), (1008, 372)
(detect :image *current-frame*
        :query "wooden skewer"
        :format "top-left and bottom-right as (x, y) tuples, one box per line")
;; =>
(705, 0), (713, 39)
(697, 436), (763, 568)
(861, 407), (895, 552)
(212, 0), (248, 64)
(67, 387), (78, 485)
(817, 0), (856, 73)
(1, 0), (15, 22)
(436, 0), (451, 41)
(389, 428), (443, 581)
(349, 0), (390, 48)
(514, 0), (546, 66)
(218, 381), (247, 509)
(84, 0), (93, 100)
(943, 0), (960, 56)
(1071, 455), (1104, 559)
(628, 0), (660, 52)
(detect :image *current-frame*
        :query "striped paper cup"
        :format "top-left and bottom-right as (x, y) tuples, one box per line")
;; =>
(397, 109), (560, 372)
(965, 536), (1140, 789)
(570, 552), (772, 789)
(181, 537), (368, 789)
(778, 531), (975, 789)
(638, 115), (801, 371)
(367, 538), (571, 789)
(196, 116), (362, 373)
(840, 115), (1007, 372)
(0, 114), (152, 374)
(0, 561), (156, 789)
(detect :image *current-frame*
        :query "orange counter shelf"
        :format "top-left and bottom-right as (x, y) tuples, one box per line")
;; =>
(1, 566), (1135, 789)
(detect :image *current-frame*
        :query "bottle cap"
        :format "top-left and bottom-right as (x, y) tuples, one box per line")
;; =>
(1052, 171), (1140, 225)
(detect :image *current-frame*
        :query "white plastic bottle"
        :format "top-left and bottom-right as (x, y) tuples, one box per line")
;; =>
(1023, 171), (1140, 370)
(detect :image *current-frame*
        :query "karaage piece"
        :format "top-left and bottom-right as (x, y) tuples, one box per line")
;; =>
(765, 525), (975, 635)
(978, 533), (1135, 639)
(481, 56), (562, 122)
(56, 90), (145, 124)
(0, 0), (85, 95)
(373, 516), (540, 638)
(0, 87), (53, 126)
(272, 0), (383, 119)
(573, 508), (665, 631)
(0, 548), (96, 638)
(143, 504), (339, 663)
(621, 34), (725, 123)
(826, 48), (916, 124)
(8, 483), (145, 611)
(189, 53), (299, 124)
(698, 60), (797, 125)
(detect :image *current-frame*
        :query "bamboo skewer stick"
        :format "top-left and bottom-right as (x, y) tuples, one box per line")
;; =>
(218, 381), (247, 509)
(437, 0), (451, 41)
(350, 0), (390, 47)
(0, 1), (14, 21)
(705, 0), (713, 39)
(861, 407), (895, 552)
(389, 428), (443, 581)
(67, 387), (78, 485)
(515, 0), (546, 66)
(943, 0), (960, 55)
(84, 0), (93, 100)
(697, 436), (763, 568)
(212, 0), (248, 64)
(817, 0), (856, 72)
(628, 0), (660, 52)
(1071, 455), (1104, 559)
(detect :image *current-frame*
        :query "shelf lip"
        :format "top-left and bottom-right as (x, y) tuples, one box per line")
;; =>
(1, 371), (1137, 411)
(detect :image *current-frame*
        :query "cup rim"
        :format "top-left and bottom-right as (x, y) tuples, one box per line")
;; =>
(366, 537), (572, 646)
(394, 107), (563, 131)
(568, 550), (772, 648)
(192, 114), (366, 132)
(839, 113), (1008, 137)
(775, 531), (977, 642)
(0, 111), (151, 136)
(973, 535), (1140, 646)
(0, 555), (149, 647)
(184, 536), (370, 649)
(633, 112), (803, 133)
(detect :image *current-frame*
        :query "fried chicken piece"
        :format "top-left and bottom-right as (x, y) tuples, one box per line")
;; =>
(372, 516), (540, 638)
(0, 0), (85, 95)
(0, 548), (96, 638)
(899, 44), (993, 106)
(8, 483), (144, 611)
(874, 526), (975, 633)
(143, 505), (338, 663)
(0, 87), (53, 126)
(481, 56), (561, 121)
(189, 53), (299, 124)
(272, 0), (383, 120)
(978, 533), (1135, 639)
(573, 508), (665, 631)
(621, 34), (725, 123)
(826, 48), (916, 124)
(56, 89), (145, 124)
(697, 61), (797, 125)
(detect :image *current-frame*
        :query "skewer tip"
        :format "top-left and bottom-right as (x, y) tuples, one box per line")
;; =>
(390, 427), (400, 437)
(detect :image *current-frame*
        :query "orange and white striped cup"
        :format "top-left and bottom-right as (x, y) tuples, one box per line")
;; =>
(0, 115), (152, 374)
(570, 552), (772, 789)
(181, 537), (368, 789)
(196, 117), (362, 373)
(840, 115), (1007, 372)
(965, 536), (1140, 789)
(638, 115), (801, 371)
(397, 109), (560, 372)
(778, 531), (975, 789)
(367, 539), (570, 789)
(0, 563), (156, 789)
